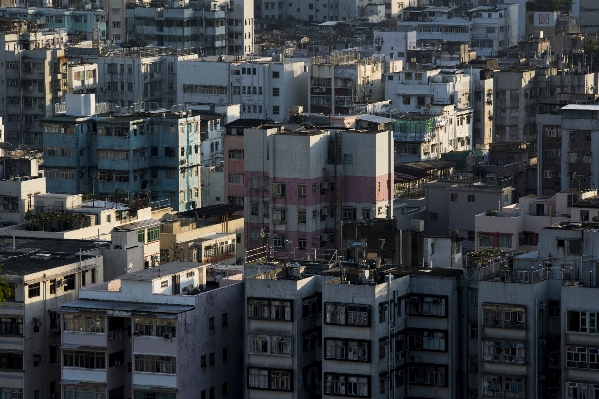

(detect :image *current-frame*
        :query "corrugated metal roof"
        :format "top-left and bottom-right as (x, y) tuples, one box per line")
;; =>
(61, 299), (194, 315)
(114, 218), (160, 231)
(357, 114), (395, 124)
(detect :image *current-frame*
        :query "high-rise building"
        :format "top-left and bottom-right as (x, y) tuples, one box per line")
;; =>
(243, 124), (393, 257)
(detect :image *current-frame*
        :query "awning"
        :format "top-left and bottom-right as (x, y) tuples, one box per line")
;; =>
(131, 385), (177, 393)
(60, 380), (106, 387)
(0, 314), (23, 319)
(59, 344), (106, 351)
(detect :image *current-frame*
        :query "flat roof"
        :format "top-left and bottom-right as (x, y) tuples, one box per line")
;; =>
(177, 203), (243, 218)
(0, 237), (104, 276)
(61, 298), (194, 315)
(119, 262), (202, 281)
(572, 195), (599, 208)
(114, 218), (160, 231)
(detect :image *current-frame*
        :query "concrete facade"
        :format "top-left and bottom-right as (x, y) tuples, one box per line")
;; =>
(243, 125), (393, 258)
(60, 262), (244, 399)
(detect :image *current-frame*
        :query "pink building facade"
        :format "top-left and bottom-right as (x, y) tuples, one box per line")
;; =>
(243, 125), (393, 258)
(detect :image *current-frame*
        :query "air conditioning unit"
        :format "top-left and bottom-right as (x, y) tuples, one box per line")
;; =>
(320, 208), (329, 216)
(114, 361), (122, 366)
(163, 333), (172, 339)
(539, 304), (547, 310)
(312, 237), (320, 244)
(320, 234), (329, 242)
(133, 330), (142, 336)
(109, 332), (116, 339)
(313, 184), (319, 191)
(320, 182), (329, 190)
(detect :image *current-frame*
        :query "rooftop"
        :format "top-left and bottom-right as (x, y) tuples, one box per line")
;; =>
(119, 262), (201, 281)
(572, 195), (599, 208)
(61, 298), (194, 315)
(177, 203), (243, 218)
(0, 237), (104, 276)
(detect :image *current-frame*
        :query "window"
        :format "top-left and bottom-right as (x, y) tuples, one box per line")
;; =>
(272, 210), (286, 224)
(138, 230), (145, 243)
(325, 374), (369, 397)
(273, 106), (280, 115)
(209, 352), (214, 365)
(0, 318), (22, 335)
(450, 193), (458, 202)
(483, 375), (524, 398)
(469, 289), (478, 306)
(567, 194), (579, 207)
(568, 240), (582, 255)
(248, 298), (292, 321)
(273, 183), (286, 197)
(247, 368), (292, 391)
(483, 340), (525, 364)
(63, 314), (105, 332)
(429, 212), (438, 221)
(567, 310), (599, 334)
(63, 350), (106, 369)
(272, 88), (280, 96)
(209, 317), (215, 330)
(250, 202), (259, 215)
(343, 208), (356, 221)
(299, 237), (306, 249)
(222, 313), (228, 326)
(325, 303), (370, 326)
(409, 365), (446, 386)
(469, 323), (478, 339)
(408, 296), (446, 317)
(482, 304), (525, 329)
(566, 346), (599, 369)
(228, 149), (244, 159)
(468, 194), (475, 202)
(549, 301), (560, 317)
(250, 177), (258, 190)
(298, 211), (306, 223)
(28, 283), (40, 298)
(134, 354), (176, 374)
(248, 334), (291, 356)
(228, 174), (242, 184)
(581, 210), (590, 222)
(298, 184), (306, 197)
(0, 388), (22, 398)
(272, 71), (280, 78)
(133, 318), (176, 338)
(407, 330), (447, 351)
(298, 294), (320, 319)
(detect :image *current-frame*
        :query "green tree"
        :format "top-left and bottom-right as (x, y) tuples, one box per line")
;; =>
(0, 265), (14, 302)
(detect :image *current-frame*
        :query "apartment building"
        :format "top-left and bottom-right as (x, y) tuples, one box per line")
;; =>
(159, 204), (244, 264)
(43, 94), (202, 211)
(472, 190), (599, 251)
(67, 62), (98, 94)
(425, 178), (514, 249)
(395, 4), (517, 57)
(536, 71), (598, 115)
(0, 150), (45, 226)
(97, 47), (198, 110)
(256, 0), (371, 21)
(0, 29), (69, 150)
(125, 0), (254, 56)
(60, 262), (244, 399)
(578, 0), (599, 33)
(0, 237), (104, 399)
(467, 61), (496, 149)
(0, 7), (106, 41)
(493, 68), (539, 145)
(309, 54), (384, 116)
(223, 118), (272, 207)
(244, 261), (466, 399)
(243, 124), (393, 257)
(178, 57), (309, 122)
